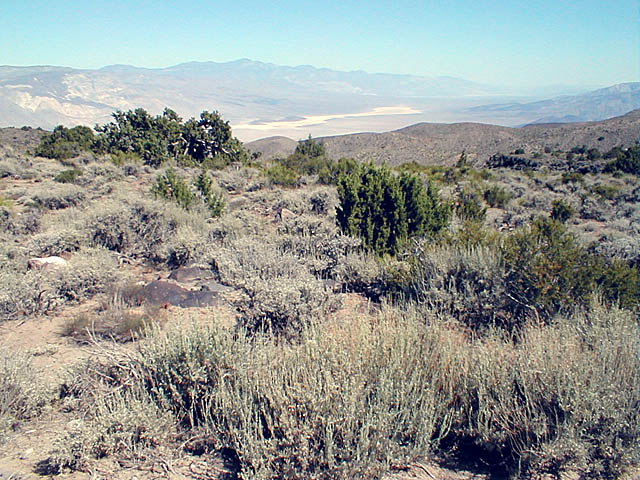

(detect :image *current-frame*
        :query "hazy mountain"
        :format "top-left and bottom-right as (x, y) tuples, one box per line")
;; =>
(0, 60), (636, 141)
(469, 83), (640, 125)
(247, 109), (640, 166)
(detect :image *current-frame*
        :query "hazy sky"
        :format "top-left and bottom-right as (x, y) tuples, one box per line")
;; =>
(1, 0), (637, 88)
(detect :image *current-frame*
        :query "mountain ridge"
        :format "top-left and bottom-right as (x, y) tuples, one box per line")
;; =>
(0, 60), (637, 141)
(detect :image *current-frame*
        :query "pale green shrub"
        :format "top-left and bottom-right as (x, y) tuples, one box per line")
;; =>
(0, 347), (50, 442)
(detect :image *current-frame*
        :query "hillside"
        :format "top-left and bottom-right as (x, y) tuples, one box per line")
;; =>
(247, 109), (640, 165)
(0, 117), (638, 480)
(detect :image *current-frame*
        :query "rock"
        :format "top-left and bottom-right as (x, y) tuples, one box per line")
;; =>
(28, 256), (67, 271)
(144, 280), (221, 308)
(168, 265), (215, 283)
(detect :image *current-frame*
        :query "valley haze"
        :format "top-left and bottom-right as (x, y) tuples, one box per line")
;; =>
(1, 60), (637, 142)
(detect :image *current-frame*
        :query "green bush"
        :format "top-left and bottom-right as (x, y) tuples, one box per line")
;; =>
(54, 168), (83, 184)
(194, 170), (225, 217)
(483, 185), (511, 208)
(591, 184), (619, 201)
(455, 187), (486, 222)
(550, 199), (575, 223)
(336, 163), (449, 256)
(561, 171), (584, 184)
(151, 168), (195, 210)
(501, 217), (638, 320)
(266, 164), (299, 187)
(603, 144), (638, 174)
(318, 157), (358, 185)
(35, 125), (95, 160)
(95, 108), (248, 168)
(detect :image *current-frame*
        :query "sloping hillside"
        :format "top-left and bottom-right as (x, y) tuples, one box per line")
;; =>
(248, 109), (639, 166)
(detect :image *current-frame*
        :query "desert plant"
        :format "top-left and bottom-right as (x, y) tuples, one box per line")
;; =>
(151, 167), (195, 210)
(336, 163), (449, 256)
(194, 169), (225, 217)
(550, 199), (575, 223)
(54, 168), (83, 184)
(0, 347), (50, 443)
(35, 125), (95, 160)
(266, 163), (299, 187)
(483, 185), (512, 208)
(455, 187), (486, 222)
(29, 183), (86, 210)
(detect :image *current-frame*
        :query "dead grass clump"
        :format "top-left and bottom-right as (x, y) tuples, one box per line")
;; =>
(63, 282), (166, 343)
(0, 347), (50, 443)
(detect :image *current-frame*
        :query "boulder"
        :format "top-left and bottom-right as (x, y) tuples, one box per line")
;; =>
(28, 256), (67, 271)
(144, 280), (221, 308)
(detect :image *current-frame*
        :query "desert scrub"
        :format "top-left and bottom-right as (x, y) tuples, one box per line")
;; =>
(27, 182), (86, 210)
(0, 347), (50, 442)
(48, 388), (175, 473)
(28, 228), (84, 256)
(105, 315), (455, 479)
(54, 247), (120, 302)
(277, 214), (361, 278)
(0, 206), (41, 235)
(401, 243), (511, 329)
(62, 301), (639, 479)
(211, 236), (337, 334)
(194, 169), (226, 217)
(80, 195), (206, 263)
(54, 168), (83, 183)
(450, 303), (639, 478)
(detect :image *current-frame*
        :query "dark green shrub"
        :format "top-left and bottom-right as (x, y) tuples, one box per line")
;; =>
(500, 218), (637, 320)
(95, 108), (248, 168)
(502, 218), (587, 320)
(151, 168), (195, 210)
(336, 163), (449, 256)
(318, 157), (358, 185)
(561, 172), (584, 184)
(513, 148), (525, 155)
(483, 185), (511, 208)
(54, 169), (83, 184)
(591, 184), (619, 201)
(603, 144), (639, 175)
(550, 199), (574, 223)
(35, 125), (95, 160)
(266, 164), (299, 187)
(194, 170), (225, 217)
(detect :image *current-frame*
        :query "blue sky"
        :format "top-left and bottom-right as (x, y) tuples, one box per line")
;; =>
(1, 0), (637, 88)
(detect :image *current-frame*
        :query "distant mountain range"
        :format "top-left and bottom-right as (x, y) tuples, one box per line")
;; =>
(247, 109), (640, 166)
(0, 60), (637, 141)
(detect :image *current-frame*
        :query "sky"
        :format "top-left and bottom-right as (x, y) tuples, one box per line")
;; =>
(0, 0), (637, 89)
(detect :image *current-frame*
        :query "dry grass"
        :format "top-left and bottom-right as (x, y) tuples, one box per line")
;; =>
(47, 300), (638, 479)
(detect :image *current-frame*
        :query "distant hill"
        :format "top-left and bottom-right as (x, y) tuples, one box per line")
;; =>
(470, 83), (640, 125)
(0, 60), (636, 141)
(247, 109), (640, 166)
